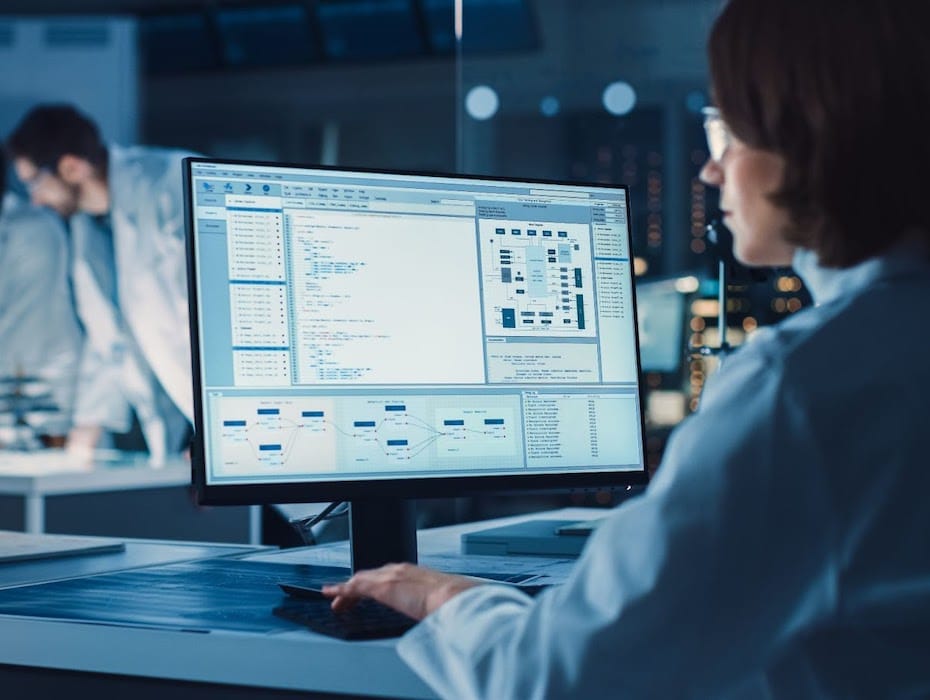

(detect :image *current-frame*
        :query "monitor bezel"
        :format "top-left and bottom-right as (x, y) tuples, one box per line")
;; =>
(185, 156), (650, 506)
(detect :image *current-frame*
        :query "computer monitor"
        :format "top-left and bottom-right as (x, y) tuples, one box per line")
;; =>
(635, 276), (690, 375)
(185, 158), (648, 571)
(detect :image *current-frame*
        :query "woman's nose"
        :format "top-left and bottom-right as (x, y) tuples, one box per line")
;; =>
(699, 158), (723, 187)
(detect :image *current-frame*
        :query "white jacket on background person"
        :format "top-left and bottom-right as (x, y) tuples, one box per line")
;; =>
(69, 144), (195, 464)
(0, 192), (82, 438)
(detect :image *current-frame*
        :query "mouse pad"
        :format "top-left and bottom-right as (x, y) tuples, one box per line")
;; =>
(0, 558), (542, 633)
(0, 559), (351, 633)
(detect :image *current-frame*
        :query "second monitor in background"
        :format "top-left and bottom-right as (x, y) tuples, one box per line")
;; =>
(635, 275), (693, 428)
(636, 275), (691, 375)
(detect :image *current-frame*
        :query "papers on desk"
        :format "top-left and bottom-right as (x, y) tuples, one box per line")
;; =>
(0, 530), (125, 563)
(256, 542), (577, 586)
(421, 553), (575, 586)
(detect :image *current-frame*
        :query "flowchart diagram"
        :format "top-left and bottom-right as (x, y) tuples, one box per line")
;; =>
(212, 395), (522, 477)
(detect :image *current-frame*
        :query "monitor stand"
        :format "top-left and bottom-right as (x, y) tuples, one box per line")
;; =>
(348, 498), (418, 572)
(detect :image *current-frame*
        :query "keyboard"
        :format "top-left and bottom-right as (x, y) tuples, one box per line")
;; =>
(273, 597), (417, 640)
(274, 579), (548, 640)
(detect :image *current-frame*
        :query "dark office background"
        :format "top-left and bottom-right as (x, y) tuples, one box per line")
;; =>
(0, 0), (812, 525)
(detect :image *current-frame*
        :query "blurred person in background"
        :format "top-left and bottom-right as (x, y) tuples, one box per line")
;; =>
(8, 104), (196, 465)
(0, 147), (82, 447)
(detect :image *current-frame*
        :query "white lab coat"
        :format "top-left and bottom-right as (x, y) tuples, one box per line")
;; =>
(398, 243), (930, 699)
(69, 144), (196, 462)
(0, 192), (82, 436)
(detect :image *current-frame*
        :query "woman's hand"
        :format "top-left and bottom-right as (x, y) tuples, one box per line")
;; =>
(323, 563), (481, 621)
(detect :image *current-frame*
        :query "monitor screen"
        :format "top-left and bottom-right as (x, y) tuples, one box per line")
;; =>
(635, 277), (688, 374)
(185, 159), (648, 567)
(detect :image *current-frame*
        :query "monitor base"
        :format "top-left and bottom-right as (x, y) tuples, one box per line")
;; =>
(349, 498), (417, 572)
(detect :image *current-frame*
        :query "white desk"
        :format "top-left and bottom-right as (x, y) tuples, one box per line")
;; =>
(0, 507), (604, 699)
(0, 450), (189, 535)
(0, 450), (261, 543)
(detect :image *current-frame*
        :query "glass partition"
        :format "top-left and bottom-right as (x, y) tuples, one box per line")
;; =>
(0, 0), (812, 502)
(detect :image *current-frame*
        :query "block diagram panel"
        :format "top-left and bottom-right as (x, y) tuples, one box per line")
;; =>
(478, 219), (596, 338)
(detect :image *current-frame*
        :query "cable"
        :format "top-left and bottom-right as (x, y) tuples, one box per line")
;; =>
(288, 501), (349, 546)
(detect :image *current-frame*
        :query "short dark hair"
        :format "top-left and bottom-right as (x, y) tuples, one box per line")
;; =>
(708, 0), (930, 267)
(7, 104), (108, 174)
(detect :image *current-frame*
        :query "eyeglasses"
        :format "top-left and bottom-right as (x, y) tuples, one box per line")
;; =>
(702, 106), (732, 162)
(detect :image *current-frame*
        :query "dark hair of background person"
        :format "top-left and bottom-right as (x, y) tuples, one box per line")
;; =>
(7, 104), (109, 177)
(708, 0), (930, 268)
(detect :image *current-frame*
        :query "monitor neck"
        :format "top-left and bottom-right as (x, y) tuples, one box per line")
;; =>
(348, 498), (418, 573)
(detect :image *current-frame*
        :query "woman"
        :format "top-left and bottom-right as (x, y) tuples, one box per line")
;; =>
(325, 1), (930, 697)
